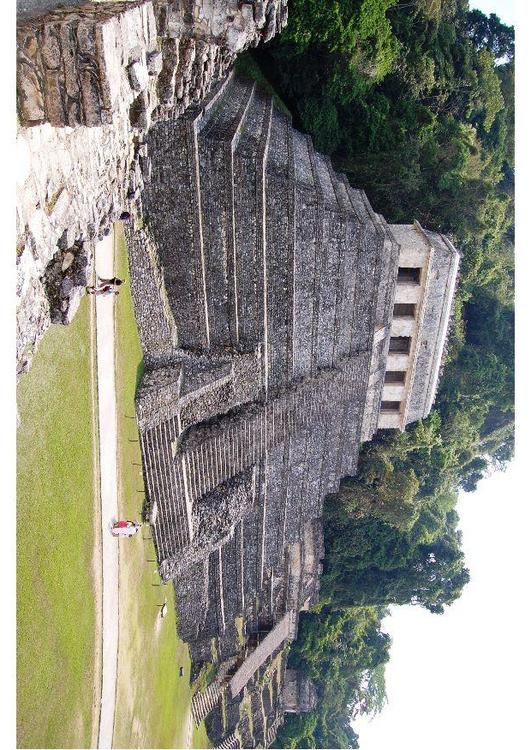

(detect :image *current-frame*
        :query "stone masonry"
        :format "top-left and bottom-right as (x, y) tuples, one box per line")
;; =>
(16, 4), (460, 747)
(16, 0), (287, 377)
(125, 71), (403, 747)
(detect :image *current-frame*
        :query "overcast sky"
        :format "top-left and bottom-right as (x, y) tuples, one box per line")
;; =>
(355, 462), (529, 750)
(469, 0), (515, 24)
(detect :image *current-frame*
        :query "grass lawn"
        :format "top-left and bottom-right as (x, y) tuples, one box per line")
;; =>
(113, 222), (210, 749)
(17, 295), (99, 748)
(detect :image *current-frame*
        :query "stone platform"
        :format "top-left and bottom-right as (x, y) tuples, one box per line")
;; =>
(126, 71), (400, 746)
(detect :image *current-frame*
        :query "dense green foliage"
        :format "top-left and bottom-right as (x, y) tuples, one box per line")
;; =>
(275, 608), (390, 748)
(258, 1), (514, 747)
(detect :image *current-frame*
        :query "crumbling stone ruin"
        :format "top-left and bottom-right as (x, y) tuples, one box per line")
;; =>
(125, 71), (459, 747)
(283, 669), (317, 714)
(16, 0), (287, 376)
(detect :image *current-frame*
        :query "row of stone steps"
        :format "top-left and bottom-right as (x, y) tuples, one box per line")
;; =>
(265, 714), (284, 747)
(144, 351), (373, 572)
(140, 418), (191, 561)
(215, 732), (240, 749)
(142, 73), (388, 389)
(191, 681), (223, 725)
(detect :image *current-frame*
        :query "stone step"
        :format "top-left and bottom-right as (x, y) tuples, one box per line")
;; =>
(324, 162), (364, 364)
(143, 116), (210, 350)
(220, 528), (243, 624)
(216, 732), (240, 749)
(292, 131), (321, 380)
(233, 90), (274, 353)
(313, 152), (339, 209)
(314, 208), (344, 370)
(196, 78), (257, 347)
(265, 715), (284, 747)
(304, 135), (326, 378)
(293, 129), (315, 188)
(199, 75), (254, 141)
(320, 369), (352, 495)
(125, 224), (177, 362)
(338, 354), (372, 477)
(281, 431), (307, 545)
(263, 108), (295, 396)
(142, 420), (191, 562)
(192, 681), (222, 725)
(345, 184), (386, 354)
(173, 560), (210, 642)
(208, 548), (226, 636)
(263, 440), (290, 571)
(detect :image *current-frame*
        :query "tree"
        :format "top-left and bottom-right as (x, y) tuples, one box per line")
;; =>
(466, 10), (514, 61)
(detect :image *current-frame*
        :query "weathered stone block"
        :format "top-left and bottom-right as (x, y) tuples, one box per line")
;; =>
(41, 25), (61, 70)
(128, 60), (149, 92)
(43, 68), (66, 126)
(147, 50), (163, 75)
(80, 68), (102, 126)
(17, 62), (45, 123)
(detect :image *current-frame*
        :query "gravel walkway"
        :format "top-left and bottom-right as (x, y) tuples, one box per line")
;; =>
(94, 232), (119, 749)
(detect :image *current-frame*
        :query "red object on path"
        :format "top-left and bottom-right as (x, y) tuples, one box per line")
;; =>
(115, 520), (129, 528)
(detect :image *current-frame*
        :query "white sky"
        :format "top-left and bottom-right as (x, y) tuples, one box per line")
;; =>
(355, 462), (530, 750)
(469, 0), (515, 25)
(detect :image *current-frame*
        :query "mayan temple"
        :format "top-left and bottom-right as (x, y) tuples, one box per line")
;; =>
(125, 71), (460, 747)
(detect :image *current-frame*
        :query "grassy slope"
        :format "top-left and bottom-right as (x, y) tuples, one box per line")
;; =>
(113, 223), (210, 749)
(17, 296), (97, 749)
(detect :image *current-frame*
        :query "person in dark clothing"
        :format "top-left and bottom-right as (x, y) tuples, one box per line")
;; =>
(97, 276), (125, 287)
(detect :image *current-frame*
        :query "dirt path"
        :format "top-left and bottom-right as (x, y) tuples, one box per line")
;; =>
(184, 705), (194, 749)
(94, 232), (120, 749)
(90, 282), (103, 749)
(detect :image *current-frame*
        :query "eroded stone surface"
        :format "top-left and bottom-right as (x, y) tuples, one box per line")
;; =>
(16, 0), (288, 377)
(125, 76), (397, 747)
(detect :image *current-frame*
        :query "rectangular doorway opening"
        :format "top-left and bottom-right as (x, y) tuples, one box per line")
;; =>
(381, 401), (401, 412)
(393, 303), (416, 318)
(389, 336), (411, 354)
(397, 267), (421, 284)
(384, 371), (406, 384)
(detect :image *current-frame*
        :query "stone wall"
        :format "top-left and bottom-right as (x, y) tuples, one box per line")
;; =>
(405, 228), (460, 422)
(16, 0), (287, 377)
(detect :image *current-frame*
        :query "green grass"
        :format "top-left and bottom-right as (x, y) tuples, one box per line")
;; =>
(17, 296), (98, 748)
(113, 223), (211, 749)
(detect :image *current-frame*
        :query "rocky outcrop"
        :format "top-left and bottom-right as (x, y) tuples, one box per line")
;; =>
(16, 0), (287, 377)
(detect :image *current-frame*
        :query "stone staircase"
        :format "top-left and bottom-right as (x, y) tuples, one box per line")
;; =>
(265, 714), (284, 747)
(191, 682), (223, 725)
(216, 733), (240, 749)
(127, 71), (400, 747)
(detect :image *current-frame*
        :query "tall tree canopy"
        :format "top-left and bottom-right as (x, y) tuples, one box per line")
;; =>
(251, 1), (514, 747)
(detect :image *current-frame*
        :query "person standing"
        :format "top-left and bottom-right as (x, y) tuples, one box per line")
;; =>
(97, 276), (125, 288)
(86, 284), (120, 296)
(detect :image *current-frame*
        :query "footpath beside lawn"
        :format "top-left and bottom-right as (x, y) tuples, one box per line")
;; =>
(112, 222), (210, 749)
(16, 223), (210, 749)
